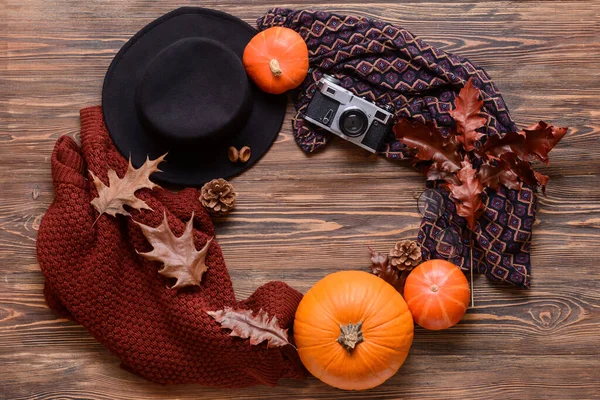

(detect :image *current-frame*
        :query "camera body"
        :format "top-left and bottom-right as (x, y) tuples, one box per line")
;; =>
(303, 75), (395, 153)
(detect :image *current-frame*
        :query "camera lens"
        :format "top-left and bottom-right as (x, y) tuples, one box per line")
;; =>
(339, 109), (368, 137)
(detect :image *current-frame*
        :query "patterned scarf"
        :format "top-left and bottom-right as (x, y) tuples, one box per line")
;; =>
(258, 8), (535, 288)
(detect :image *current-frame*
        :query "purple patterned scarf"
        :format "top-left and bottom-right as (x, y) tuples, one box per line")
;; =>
(258, 8), (536, 288)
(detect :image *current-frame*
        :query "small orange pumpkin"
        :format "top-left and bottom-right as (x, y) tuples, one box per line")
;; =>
(294, 271), (414, 390)
(404, 260), (470, 330)
(243, 27), (309, 94)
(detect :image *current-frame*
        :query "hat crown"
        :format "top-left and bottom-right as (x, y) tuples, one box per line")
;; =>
(135, 37), (252, 146)
(102, 7), (287, 186)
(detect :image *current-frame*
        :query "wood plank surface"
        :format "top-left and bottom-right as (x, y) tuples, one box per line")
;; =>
(1, 0), (599, 399)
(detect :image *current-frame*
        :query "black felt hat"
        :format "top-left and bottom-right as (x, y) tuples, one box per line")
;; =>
(102, 7), (287, 186)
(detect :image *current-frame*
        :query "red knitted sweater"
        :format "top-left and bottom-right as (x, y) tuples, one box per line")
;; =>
(36, 106), (307, 386)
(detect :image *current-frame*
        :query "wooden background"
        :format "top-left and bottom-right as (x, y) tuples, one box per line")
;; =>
(1, 0), (599, 399)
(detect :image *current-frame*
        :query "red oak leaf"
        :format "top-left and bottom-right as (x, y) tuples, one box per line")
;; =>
(478, 161), (521, 191)
(394, 118), (462, 173)
(499, 153), (550, 193)
(478, 131), (529, 161)
(522, 121), (568, 164)
(424, 165), (461, 185)
(533, 171), (549, 194)
(449, 78), (487, 151)
(443, 157), (484, 230)
(500, 153), (538, 187)
(367, 247), (404, 293)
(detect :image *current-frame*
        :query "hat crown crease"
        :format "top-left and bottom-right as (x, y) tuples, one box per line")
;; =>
(135, 37), (252, 146)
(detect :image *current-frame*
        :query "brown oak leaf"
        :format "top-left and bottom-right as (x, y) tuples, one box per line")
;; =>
(394, 118), (462, 173)
(500, 153), (538, 187)
(534, 171), (550, 194)
(135, 211), (213, 290)
(444, 157), (484, 230)
(90, 154), (166, 219)
(207, 307), (291, 348)
(478, 160), (521, 191)
(449, 78), (487, 151)
(424, 165), (461, 185)
(522, 121), (568, 164)
(367, 246), (405, 293)
(478, 131), (529, 161)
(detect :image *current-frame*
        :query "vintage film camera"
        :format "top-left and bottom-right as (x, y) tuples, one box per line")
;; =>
(303, 75), (395, 153)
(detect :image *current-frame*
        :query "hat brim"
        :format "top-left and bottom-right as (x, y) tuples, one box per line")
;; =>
(102, 7), (286, 187)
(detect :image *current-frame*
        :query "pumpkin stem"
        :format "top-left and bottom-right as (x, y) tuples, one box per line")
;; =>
(337, 322), (364, 353)
(269, 59), (283, 76)
(430, 284), (439, 293)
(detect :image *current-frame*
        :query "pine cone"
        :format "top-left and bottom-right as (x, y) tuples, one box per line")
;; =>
(389, 240), (422, 270)
(200, 178), (236, 216)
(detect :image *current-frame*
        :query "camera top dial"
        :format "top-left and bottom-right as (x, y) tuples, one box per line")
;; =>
(321, 74), (341, 86)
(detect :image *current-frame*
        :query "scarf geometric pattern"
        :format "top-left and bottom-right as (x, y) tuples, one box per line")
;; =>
(258, 8), (535, 288)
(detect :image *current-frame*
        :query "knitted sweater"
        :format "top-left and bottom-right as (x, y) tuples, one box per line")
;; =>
(36, 106), (306, 386)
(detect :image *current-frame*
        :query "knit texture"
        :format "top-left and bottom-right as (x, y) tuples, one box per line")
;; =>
(36, 106), (306, 386)
(258, 8), (535, 288)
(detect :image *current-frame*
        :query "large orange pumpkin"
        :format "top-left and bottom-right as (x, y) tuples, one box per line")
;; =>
(403, 260), (470, 330)
(242, 27), (309, 94)
(294, 271), (414, 390)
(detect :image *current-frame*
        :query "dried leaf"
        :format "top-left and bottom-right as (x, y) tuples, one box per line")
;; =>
(367, 246), (405, 292)
(443, 157), (484, 230)
(394, 118), (462, 173)
(424, 165), (461, 185)
(478, 131), (529, 161)
(479, 122), (567, 166)
(522, 121), (568, 164)
(500, 153), (538, 187)
(478, 161), (522, 191)
(90, 154), (166, 219)
(549, 125), (569, 146)
(135, 211), (213, 290)
(369, 246), (389, 268)
(534, 171), (549, 194)
(207, 307), (291, 348)
(478, 122), (565, 192)
(449, 78), (487, 151)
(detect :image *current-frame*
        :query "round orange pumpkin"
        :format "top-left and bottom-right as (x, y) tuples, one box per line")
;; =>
(404, 260), (470, 330)
(243, 27), (309, 94)
(294, 270), (414, 390)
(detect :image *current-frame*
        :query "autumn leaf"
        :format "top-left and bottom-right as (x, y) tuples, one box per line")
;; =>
(479, 122), (567, 165)
(394, 118), (462, 173)
(480, 155), (549, 193)
(478, 122), (566, 192)
(424, 165), (461, 185)
(534, 171), (549, 194)
(522, 121), (568, 164)
(135, 211), (213, 290)
(367, 246), (405, 293)
(443, 157), (484, 230)
(478, 131), (529, 161)
(449, 78), (487, 152)
(207, 307), (292, 348)
(500, 153), (538, 187)
(549, 125), (568, 147)
(478, 160), (521, 191)
(90, 154), (166, 219)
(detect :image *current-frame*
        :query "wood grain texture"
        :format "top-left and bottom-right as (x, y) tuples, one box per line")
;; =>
(1, 0), (599, 399)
